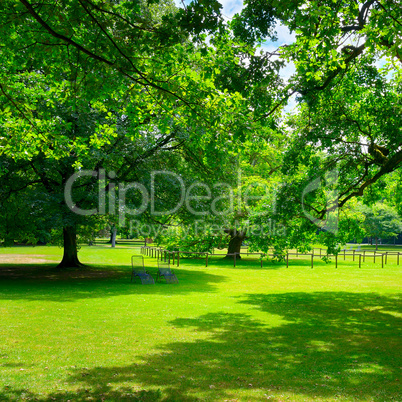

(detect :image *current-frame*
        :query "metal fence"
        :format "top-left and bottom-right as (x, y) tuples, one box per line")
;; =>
(140, 246), (401, 269)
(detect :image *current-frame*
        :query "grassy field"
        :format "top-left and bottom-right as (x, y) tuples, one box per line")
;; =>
(0, 244), (400, 401)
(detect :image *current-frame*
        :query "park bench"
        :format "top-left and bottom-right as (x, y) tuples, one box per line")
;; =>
(131, 255), (155, 284)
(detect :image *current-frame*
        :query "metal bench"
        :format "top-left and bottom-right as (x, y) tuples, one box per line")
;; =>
(131, 255), (155, 284)
(156, 260), (178, 284)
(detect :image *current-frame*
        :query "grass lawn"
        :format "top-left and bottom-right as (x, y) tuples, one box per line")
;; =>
(0, 244), (400, 401)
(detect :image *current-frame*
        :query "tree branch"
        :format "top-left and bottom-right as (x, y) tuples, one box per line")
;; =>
(0, 82), (49, 144)
(338, 150), (402, 208)
(18, 0), (203, 114)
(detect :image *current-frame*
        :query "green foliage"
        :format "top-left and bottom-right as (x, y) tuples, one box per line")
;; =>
(0, 0), (258, 259)
(229, 0), (276, 45)
(263, 56), (402, 254)
(1, 0), (401, 258)
(232, 0), (402, 90)
(360, 203), (402, 244)
(174, 0), (402, 255)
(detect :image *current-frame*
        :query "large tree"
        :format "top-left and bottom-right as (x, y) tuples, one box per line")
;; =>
(0, 0), (248, 267)
(175, 0), (402, 256)
(267, 58), (402, 253)
(153, 134), (284, 258)
(3, 0), (401, 263)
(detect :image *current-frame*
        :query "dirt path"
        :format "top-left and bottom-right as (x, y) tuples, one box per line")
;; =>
(0, 254), (56, 264)
(0, 254), (126, 280)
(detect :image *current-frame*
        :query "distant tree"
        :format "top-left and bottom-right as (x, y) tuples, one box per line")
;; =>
(360, 204), (402, 249)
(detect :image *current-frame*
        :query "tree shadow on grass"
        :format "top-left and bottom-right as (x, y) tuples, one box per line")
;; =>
(0, 263), (127, 280)
(0, 264), (226, 302)
(0, 387), (166, 402)
(0, 292), (400, 401)
(59, 292), (400, 401)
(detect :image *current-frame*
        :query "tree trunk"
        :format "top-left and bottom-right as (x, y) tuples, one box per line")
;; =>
(111, 226), (117, 248)
(375, 236), (378, 250)
(224, 229), (246, 259)
(57, 226), (84, 269)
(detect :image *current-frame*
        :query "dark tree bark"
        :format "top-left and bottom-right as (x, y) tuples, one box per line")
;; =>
(224, 229), (246, 259)
(57, 226), (84, 268)
(111, 226), (117, 248)
(107, 225), (117, 246)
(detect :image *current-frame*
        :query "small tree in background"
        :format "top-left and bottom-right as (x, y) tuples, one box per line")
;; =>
(360, 204), (402, 249)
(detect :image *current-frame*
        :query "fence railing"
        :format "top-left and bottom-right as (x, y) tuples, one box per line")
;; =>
(140, 246), (401, 268)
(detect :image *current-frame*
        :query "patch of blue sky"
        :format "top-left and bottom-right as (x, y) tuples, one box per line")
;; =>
(259, 24), (297, 114)
(174, 0), (243, 17)
(375, 57), (398, 81)
(220, 0), (244, 18)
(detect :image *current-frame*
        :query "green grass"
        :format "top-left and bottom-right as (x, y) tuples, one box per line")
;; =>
(0, 244), (401, 401)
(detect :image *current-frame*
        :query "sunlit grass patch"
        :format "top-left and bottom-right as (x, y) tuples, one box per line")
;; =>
(0, 245), (400, 401)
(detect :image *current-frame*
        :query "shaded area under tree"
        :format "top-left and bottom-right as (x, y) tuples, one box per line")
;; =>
(1, 291), (396, 401)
